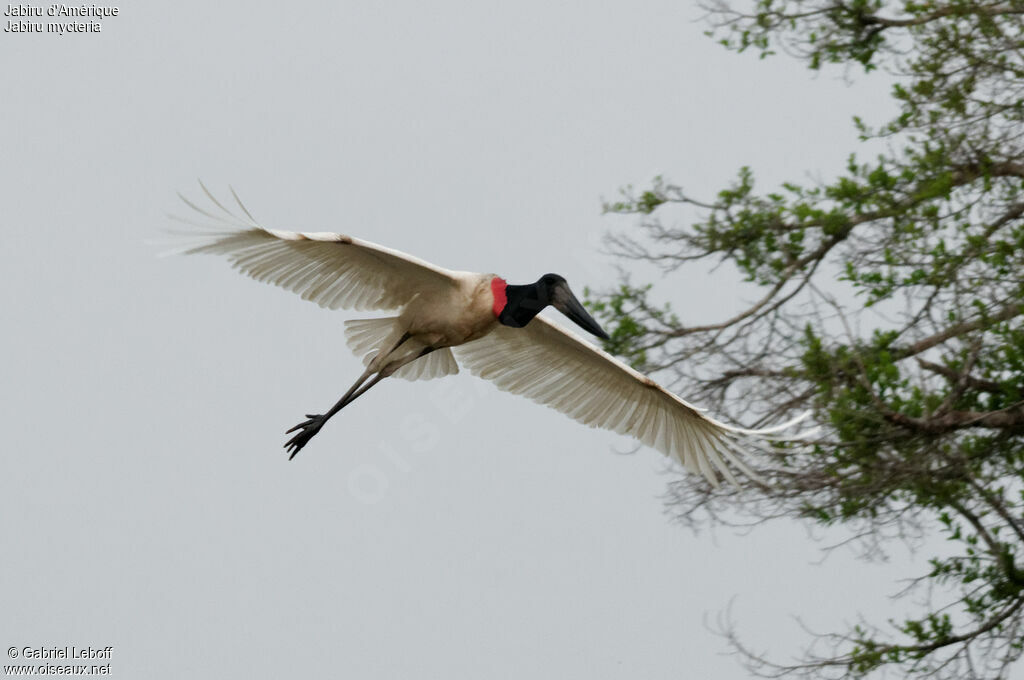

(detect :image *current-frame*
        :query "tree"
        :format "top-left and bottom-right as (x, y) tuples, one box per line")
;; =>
(587, 1), (1024, 677)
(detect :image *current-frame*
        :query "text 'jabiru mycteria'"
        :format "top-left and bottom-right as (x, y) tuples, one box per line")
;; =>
(173, 184), (809, 487)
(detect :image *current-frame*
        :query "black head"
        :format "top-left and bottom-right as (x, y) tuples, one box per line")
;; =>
(497, 273), (610, 340)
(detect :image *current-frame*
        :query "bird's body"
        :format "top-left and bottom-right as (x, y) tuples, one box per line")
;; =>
(175, 185), (809, 486)
(398, 271), (498, 349)
(340, 271), (499, 384)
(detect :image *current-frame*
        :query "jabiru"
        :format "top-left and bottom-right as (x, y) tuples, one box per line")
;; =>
(173, 184), (808, 486)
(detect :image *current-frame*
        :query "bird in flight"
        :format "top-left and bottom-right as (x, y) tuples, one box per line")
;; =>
(174, 184), (807, 486)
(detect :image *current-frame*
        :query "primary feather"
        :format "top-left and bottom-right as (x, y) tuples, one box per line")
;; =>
(454, 317), (807, 487)
(175, 183), (459, 313)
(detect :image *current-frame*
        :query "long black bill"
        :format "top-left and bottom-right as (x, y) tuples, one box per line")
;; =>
(552, 284), (611, 340)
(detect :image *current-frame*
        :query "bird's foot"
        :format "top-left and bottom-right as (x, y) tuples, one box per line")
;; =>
(285, 414), (325, 460)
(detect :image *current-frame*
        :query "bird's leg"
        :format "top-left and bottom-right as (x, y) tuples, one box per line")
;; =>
(330, 346), (438, 407)
(324, 345), (440, 412)
(284, 370), (371, 459)
(285, 333), (413, 459)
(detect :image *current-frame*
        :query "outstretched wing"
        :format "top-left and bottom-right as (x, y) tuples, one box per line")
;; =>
(172, 183), (460, 311)
(454, 316), (808, 486)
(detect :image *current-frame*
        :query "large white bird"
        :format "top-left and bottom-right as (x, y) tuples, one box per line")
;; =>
(175, 185), (806, 486)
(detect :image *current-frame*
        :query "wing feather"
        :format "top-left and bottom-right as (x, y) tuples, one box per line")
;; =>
(175, 187), (460, 312)
(455, 316), (807, 486)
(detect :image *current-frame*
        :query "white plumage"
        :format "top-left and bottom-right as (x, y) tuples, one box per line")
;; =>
(345, 318), (460, 381)
(174, 184), (808, 486)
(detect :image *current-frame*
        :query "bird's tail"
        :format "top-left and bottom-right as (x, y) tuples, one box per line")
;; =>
(344, 318), (459, 382)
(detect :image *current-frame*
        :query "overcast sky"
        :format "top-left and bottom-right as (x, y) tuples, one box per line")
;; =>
(0, 2), (935, 678)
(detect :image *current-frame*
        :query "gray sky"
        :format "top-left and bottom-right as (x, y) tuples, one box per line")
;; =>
(2, 1), (920, 677)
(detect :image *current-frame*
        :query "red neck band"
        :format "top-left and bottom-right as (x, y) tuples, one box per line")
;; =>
(491, 277), (507, 318)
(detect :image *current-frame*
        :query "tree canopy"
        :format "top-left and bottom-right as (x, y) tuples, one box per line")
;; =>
(588, 1), (1024, 677)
